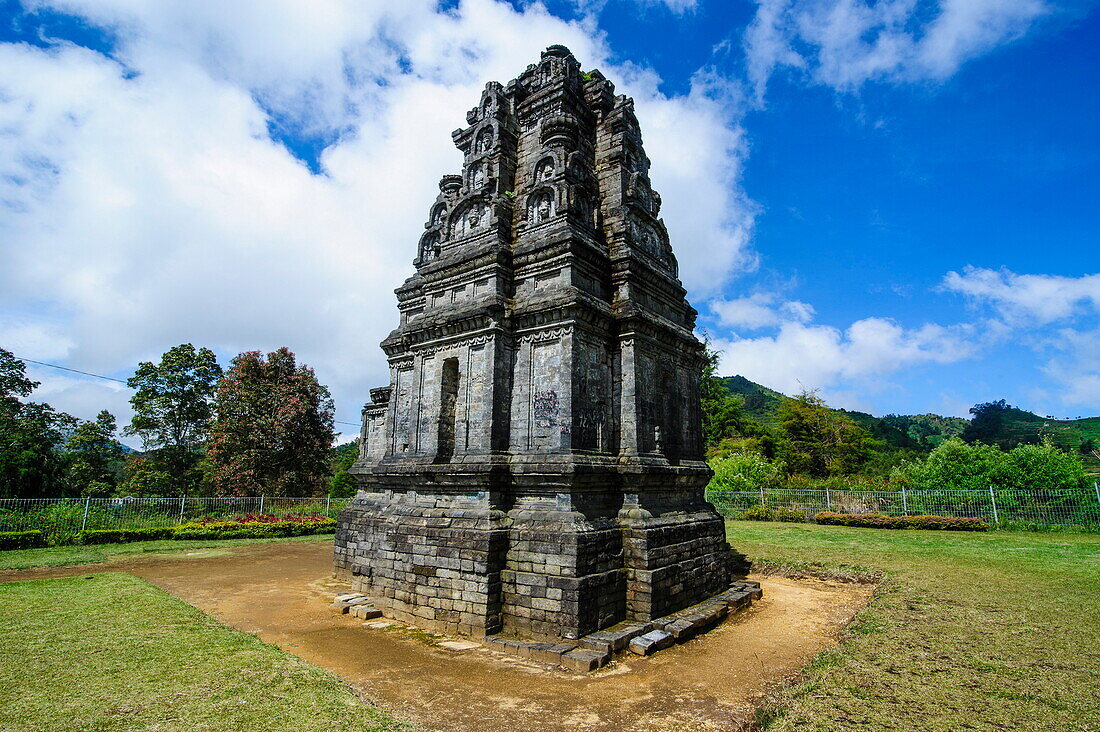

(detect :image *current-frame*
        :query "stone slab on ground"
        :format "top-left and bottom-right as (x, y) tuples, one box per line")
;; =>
(629, 629), (674, 656)
(561, 649), (611, 673)
(351, 605), (383, 620)
(584, 622), (654, 653)
(331, 594), (378, 614)
(664, 617), (698, 641)
(438, 640), (480, 651)
(334, 593), (366, 602)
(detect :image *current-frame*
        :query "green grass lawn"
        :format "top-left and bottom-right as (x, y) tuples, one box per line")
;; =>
(728, 521), (1100, 731)
(0, 572), (408, 732)
(0, 533), (333, 572)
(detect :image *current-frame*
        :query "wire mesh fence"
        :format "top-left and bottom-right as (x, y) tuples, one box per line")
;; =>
(707, 483), (1100, 528)
(5, 485), (1100, 537)
(0, 496), (353, 540)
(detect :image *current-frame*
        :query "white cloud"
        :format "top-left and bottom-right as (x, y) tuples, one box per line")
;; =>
(572, 0), (698, 17)
(714, 316), (976, 395)
(941, 266), (1100, 325)
(0, 0), (757, 430)
(710, 292), (814, 330)
(744, 0), (1048, 100)
(1041, 327), (1100, 407)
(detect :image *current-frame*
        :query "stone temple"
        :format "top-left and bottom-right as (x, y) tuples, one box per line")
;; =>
(335, 45), (736, 643)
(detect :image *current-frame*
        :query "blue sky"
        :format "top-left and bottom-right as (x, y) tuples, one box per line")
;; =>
(0, 0), (1098, 445)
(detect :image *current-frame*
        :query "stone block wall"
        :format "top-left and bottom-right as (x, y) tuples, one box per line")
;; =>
(335, 490), (508, 638)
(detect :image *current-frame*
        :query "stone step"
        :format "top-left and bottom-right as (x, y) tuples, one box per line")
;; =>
(629, 629), (674, 656)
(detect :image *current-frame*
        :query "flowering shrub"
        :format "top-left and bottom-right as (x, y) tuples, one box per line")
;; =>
(740, 505), (806, 523)
(172, 517), (336, 540)
(193, 513), (328, 525)
(814, 511), (988, 531)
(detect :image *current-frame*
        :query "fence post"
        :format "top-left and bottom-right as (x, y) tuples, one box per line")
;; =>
(178, 495), (186, 524)
(759, 485), (765, 507)
(80, 496), (91, 532)
(902, 487), (908, 516)
(259, 495), (265, 515)
(326, 494), (332, 516)
(826, 487), (831, 511)
(989, 485), (999, 524)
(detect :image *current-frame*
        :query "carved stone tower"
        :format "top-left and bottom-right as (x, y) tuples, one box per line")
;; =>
(335, 45), (732, 640)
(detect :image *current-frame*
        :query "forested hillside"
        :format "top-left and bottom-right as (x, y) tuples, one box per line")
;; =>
(716, 375), (1099, 476)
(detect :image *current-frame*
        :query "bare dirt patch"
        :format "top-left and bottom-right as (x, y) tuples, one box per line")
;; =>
(4, 541), (871, 731)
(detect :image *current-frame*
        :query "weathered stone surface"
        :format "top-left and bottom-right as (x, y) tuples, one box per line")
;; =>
(335, 44), (733, 643)
(561, 648), (610, 673)
(351, 604), (383, 620)
(629, 629), (674, 655)
(335, 593), (366, 602)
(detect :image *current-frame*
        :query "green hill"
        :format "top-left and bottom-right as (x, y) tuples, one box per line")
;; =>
(720, 375), (784, 425)
(718, 375), (1099, 473)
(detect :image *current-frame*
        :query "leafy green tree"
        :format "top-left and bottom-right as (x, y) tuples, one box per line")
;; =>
(0, 348), (77, 498)
(776, 390), (872, 477)
(1003, 440), (1086, 493)
(961, 399), (1011, 446)
(120, 455), (176, 497)
(892, 436), (1086, 494)
(330, 440), (360, 498)
(699, 340), (746, 453)
(891, 437), (1008, 492)
(206, 348), (335, 497)
(125, 344), (222, 496)
(63, 411), (125, 497)
(709, 451), (783, 494)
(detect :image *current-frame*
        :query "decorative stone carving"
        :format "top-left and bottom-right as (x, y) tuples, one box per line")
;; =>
(526, 188), (555, 224)
(336, 46), (730, 643)
(534, 156), (555, 182)
(475, 126), (494, 155)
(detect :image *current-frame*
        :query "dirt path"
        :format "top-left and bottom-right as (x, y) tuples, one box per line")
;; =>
(3, 542), (872, 731)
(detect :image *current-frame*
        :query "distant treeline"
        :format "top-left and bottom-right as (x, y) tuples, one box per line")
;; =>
(704, 353), (1099, 491)
(1, 345), (356, 499)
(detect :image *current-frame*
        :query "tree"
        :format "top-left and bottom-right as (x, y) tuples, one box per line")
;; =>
(961, 399), (1019, 447)
(892, 436), (1085, 494)
(330, 440), (360, 498)
(206, 348), (335, 497)
(63, 411), (125, 497)
(709, 451), (784, 494)
(699, 340), (746, 453)
(125, 344), (222, 496)
(891, 437), (1008, 492)
(1003, 439), (1086, 493)
(776, 390), (872, 477)
(0, 348), (77, 498)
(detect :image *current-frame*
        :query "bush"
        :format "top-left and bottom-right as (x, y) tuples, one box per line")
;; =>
(710, 452), (784, 493)
(739, 505), (807, 523)
(78, 527), (175, 545)
(191, 513), (328, 525)
(814, 511), (988, 531)
(171, 517), (335, 540)
(0, 530), (47, 550)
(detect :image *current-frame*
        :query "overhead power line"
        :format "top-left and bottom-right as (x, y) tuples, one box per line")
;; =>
(14, 354), (362, 428)
(17, 356), (129, 384)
